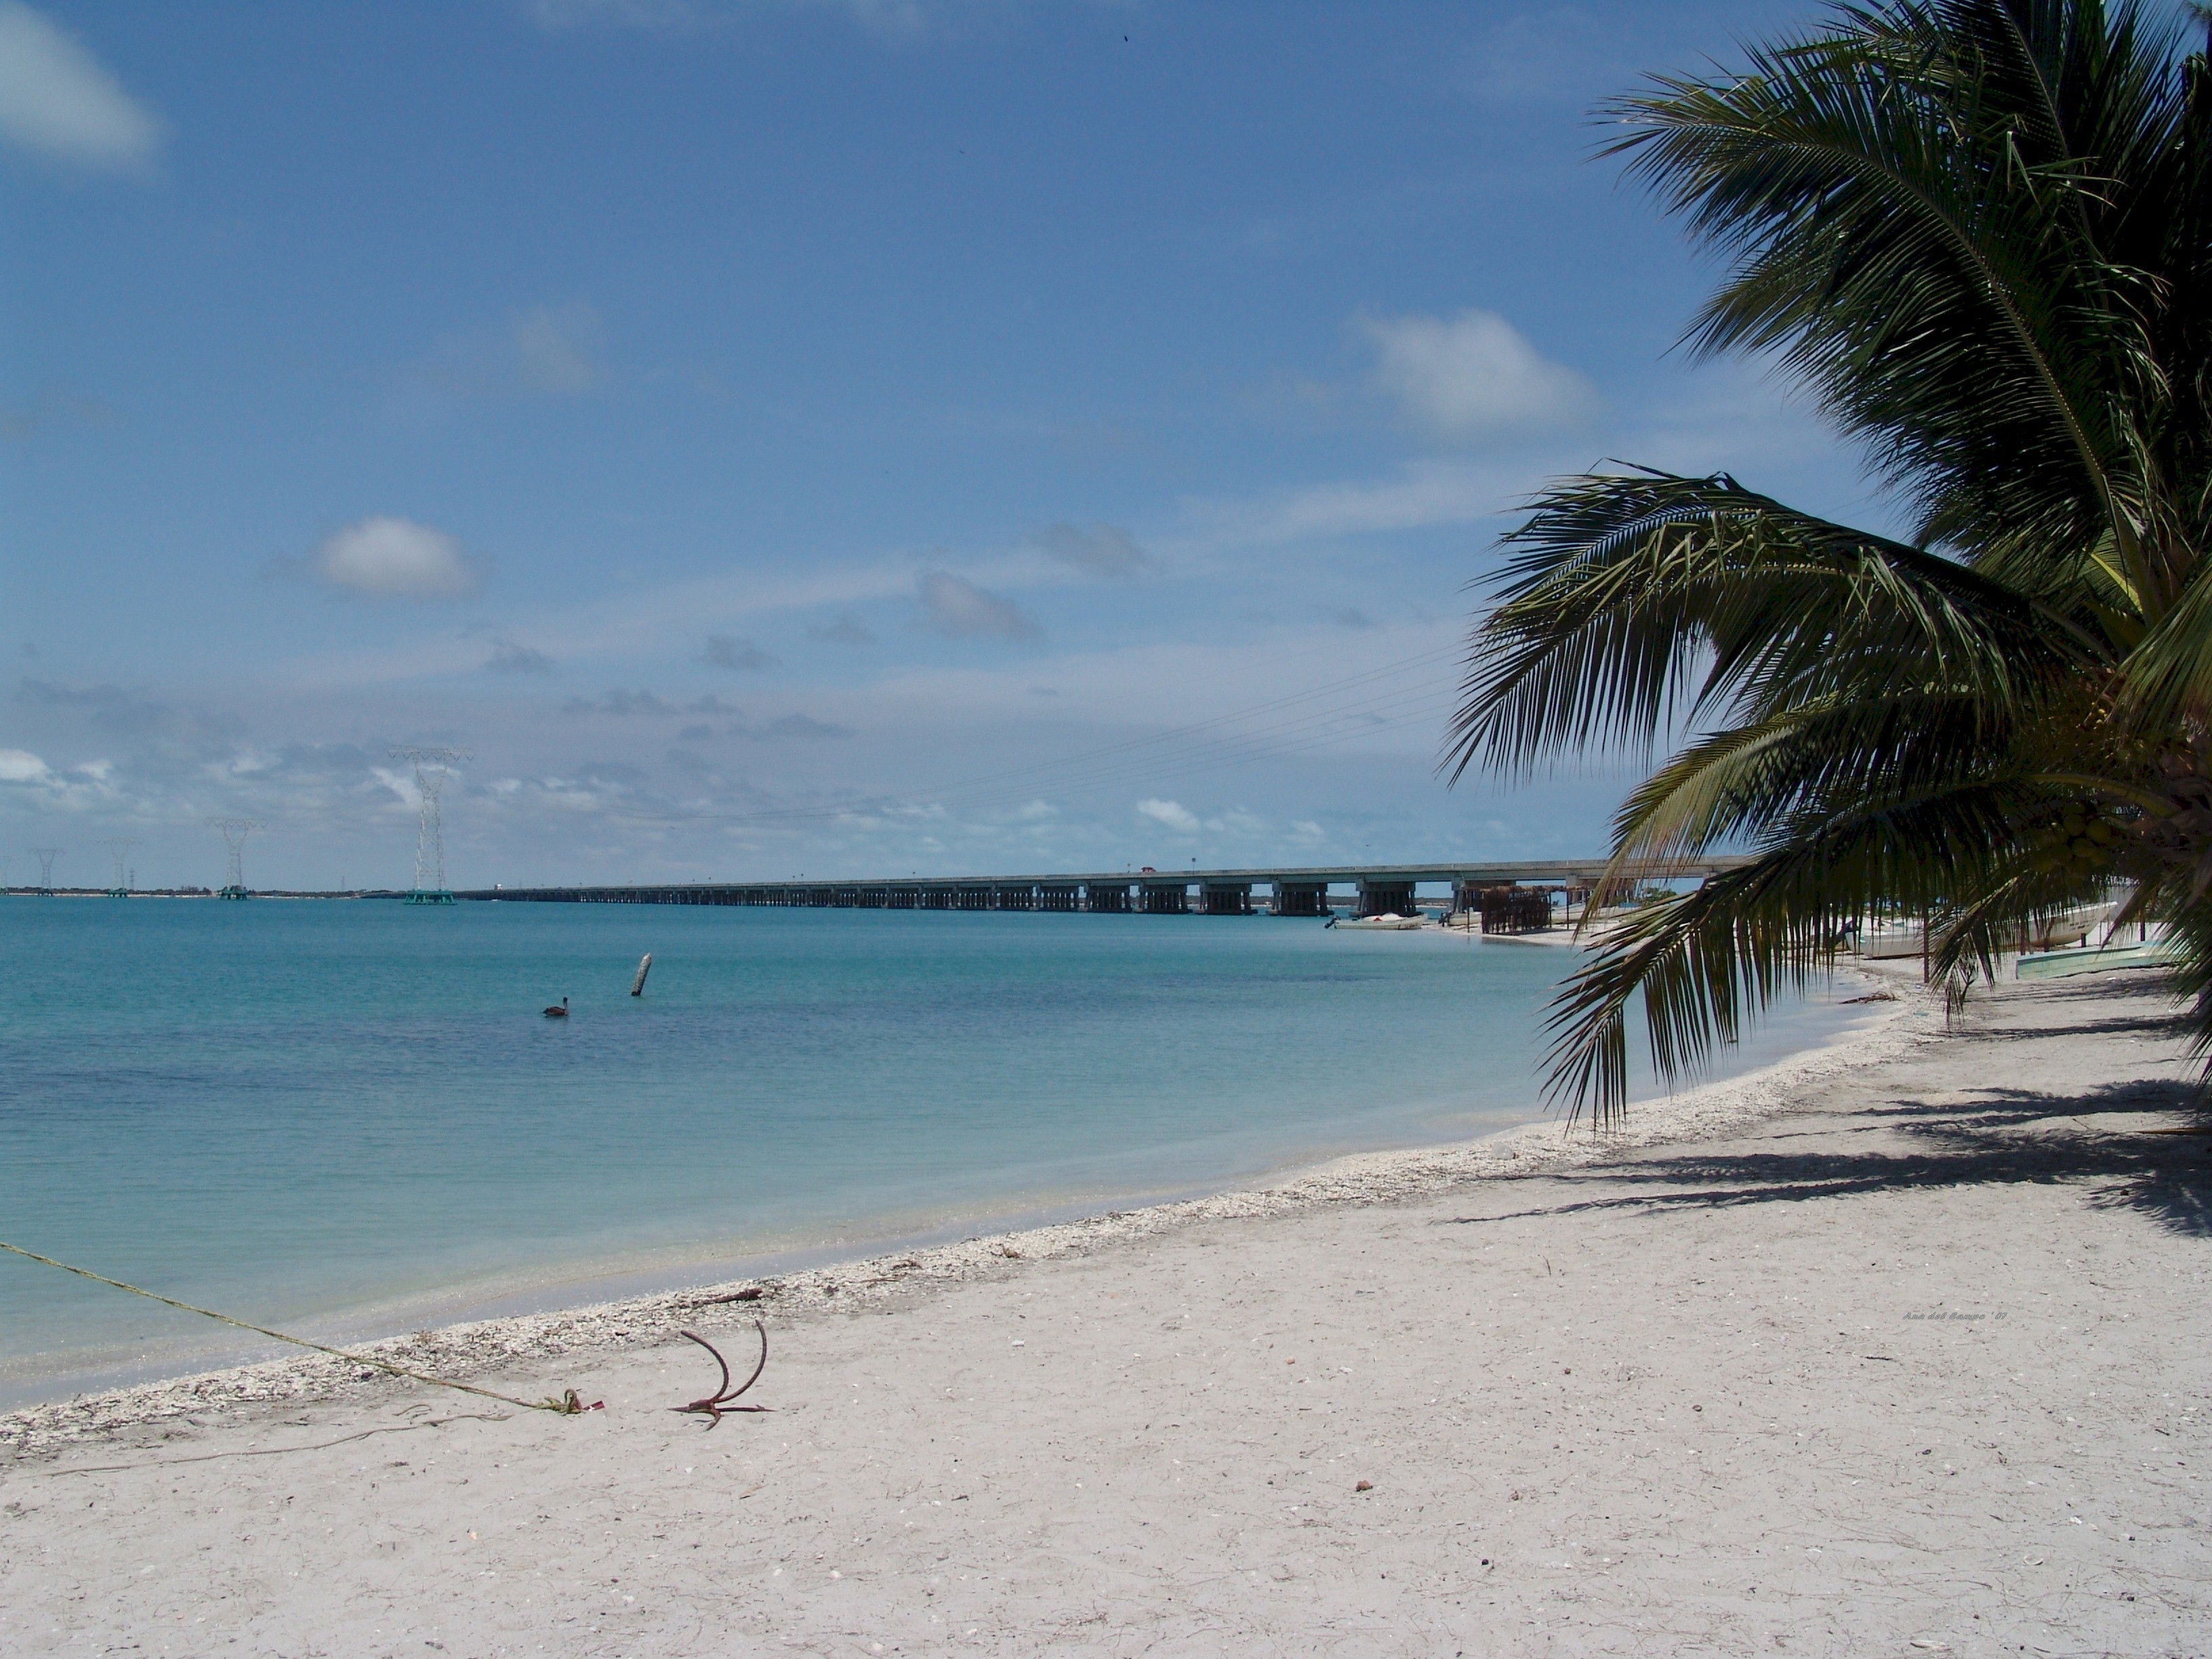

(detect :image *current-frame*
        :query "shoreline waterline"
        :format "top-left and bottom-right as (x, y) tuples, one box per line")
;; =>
(0, 901), (1873, 1409)
(1, 969), (1921, 1457)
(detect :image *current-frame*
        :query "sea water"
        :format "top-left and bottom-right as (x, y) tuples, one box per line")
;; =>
(0, 898), (1865, 1404)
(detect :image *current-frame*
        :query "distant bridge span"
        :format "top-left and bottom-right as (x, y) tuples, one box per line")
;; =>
(457, 858), (1750, 918)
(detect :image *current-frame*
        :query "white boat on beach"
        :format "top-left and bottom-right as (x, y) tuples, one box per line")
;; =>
(1330, 913), (1426, 931)
(2015, 936), (2176, 981)
(1851, 899), (2125, 960)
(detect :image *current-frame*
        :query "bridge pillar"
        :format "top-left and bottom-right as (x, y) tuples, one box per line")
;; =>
(996, 884), (1036, 911)
(1038, 884), (1081, 912)
(1200, 882), (1252, 916)
(954, 885), (992, 911)
(1140, 882), (1189, 915)
(920, 887), (953, 909)
(1085, 882), (1132, 913)
(1270, 881), (1330, 917)
(1356, 879), (1417, 918)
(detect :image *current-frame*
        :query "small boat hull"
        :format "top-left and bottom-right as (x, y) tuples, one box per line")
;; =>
(2016, 940), (2176, 981)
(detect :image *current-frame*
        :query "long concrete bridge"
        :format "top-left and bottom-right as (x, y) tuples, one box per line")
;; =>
(457, 858), (1749, 919)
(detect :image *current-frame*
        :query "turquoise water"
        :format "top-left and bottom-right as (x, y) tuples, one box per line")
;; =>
(0, 899), (1861, 1405)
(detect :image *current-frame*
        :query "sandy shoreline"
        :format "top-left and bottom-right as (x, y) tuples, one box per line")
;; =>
(1, 974), (1912, 1460)
(6, 967), (2207, 1656)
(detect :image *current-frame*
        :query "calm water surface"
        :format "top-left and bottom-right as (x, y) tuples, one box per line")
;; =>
(0, 899), (1864, 1403)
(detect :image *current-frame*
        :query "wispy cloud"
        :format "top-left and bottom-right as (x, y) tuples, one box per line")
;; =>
(701, 633), (781, 672)
(912, 569), (1040, 640)
(520, 0), (708, 33)
(519, 0), (945, 39)
(562, 687), (677, 717)
(508, 303), (607, 394)
(486, 638), (558, 674)
(1360, 308), (1598, 440)
(0, 3), (162, 173)
(17, 676), (173, 736)
(1028, 521), (1156, 579)
(402, 304), (609, 405)
(1214, 457), (1530, 547)
(310, 517), (485, 600)
(1460, 6), (1634, 106)
(806, 613), (878, 646)
(758, 712), (853, 739)
(0, 385), (117, 443)
(1135, 797), (1200, 834)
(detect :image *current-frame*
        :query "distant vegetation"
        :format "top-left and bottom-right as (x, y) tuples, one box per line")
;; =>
(1452, 1), (2212, 1118)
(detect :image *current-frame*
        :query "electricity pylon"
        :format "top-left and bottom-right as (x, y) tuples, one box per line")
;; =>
(30, 847), (58, 896)
(391, 747), (465, 904)
(208, 820), (260, 899)
(104, 838), (139, 898)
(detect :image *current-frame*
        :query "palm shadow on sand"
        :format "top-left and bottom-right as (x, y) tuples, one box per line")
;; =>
(1442, 981), (2212, 1240)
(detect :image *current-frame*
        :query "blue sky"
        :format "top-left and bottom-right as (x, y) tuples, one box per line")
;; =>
(1, 0), (1900, 891)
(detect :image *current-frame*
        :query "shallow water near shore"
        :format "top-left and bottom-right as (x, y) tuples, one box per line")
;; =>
(0, 898), (1865, 1405)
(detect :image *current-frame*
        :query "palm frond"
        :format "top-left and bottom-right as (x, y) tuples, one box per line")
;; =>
(1455, 1), (2212, 1123)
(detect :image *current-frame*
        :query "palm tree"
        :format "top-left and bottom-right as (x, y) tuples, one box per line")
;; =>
(1448, 0), (2212, 1122)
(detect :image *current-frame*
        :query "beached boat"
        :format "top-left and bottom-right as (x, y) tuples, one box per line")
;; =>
(1852, 900), (2123, 960)
(1330, 913), (1425, 931)
(2015, 938), (2176, 981)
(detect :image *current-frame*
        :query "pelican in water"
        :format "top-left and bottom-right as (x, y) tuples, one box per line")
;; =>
(544, 997), (569, 1019)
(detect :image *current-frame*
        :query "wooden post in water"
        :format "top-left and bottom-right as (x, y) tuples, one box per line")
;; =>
(631, 953), (653, 997)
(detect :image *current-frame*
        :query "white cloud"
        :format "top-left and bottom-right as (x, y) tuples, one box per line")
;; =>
(0, 3), (161, 173)
(314, 517), (483, 600)
(1361, 308), (1597, 439)
(1029, 522), (1155, 579)
(0, 745), (50, 783)
(1136, 797), (1200, 835)
(913, 569), (1040, 640)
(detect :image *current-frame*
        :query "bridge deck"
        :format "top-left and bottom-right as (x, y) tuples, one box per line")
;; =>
(457, 858), (1746, 913)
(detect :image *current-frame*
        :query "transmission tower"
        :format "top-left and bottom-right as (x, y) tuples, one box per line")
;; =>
(30, 847), (59, 896)
(207, 819), (261, 899)
(103, 838), (139, 898)
(391, 747), (465, 905)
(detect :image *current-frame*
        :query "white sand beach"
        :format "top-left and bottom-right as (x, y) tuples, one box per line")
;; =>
(5, 968), (2207, 1656)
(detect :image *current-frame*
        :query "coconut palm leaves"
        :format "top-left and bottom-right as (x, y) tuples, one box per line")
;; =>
(1450, 1), (2212, 1122)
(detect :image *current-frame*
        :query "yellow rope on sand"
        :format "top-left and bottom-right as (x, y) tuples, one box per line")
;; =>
(0, 1240), (594, 1416)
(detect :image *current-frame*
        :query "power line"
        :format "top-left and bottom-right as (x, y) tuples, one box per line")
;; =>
(207, 820), (261, 899)
(392, 748), (465, 904)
